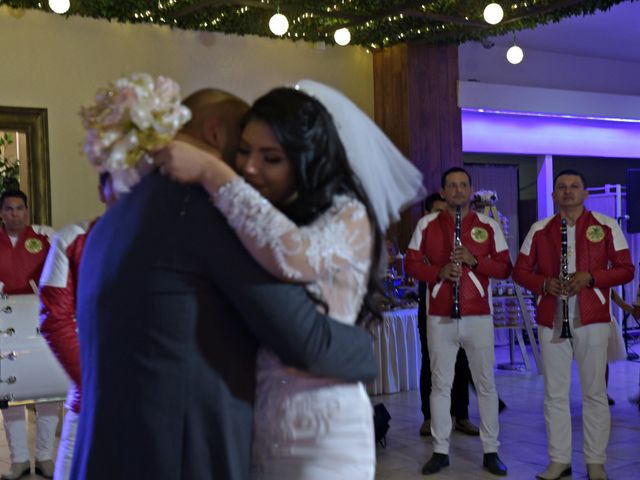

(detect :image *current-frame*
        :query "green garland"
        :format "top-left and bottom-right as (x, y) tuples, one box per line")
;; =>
(0, 0), (633, 48)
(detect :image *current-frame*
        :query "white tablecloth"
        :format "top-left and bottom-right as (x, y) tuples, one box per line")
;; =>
(367, 308), (421, 396)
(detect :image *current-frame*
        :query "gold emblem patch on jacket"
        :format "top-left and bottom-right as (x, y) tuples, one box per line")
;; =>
(586, 225), (605, 243)
(471, 227), (488, 243)
(24, 238), (43, 254)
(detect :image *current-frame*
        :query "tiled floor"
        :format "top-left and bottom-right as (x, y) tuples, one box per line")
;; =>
(374, 345), (640, 480)
(0, 345), (638, 479)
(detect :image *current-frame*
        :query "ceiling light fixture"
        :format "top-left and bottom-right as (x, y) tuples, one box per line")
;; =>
(49, 0), (70, 14)
(334, 28), (351, 46)
(269, 5), (289, 36)
(483, 3), (504, 25)
(506, 35), (524, 64)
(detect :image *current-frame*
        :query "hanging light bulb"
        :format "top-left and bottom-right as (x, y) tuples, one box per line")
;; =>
(334, 28), (351, 46)
(483, 3), (504, 25)
(49, 0), (70, 14)
(269, 12), (289, 36)
(506, 44), (524, 64)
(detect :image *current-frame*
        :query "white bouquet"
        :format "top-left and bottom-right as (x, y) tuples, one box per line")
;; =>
(80, 73), (191, 193)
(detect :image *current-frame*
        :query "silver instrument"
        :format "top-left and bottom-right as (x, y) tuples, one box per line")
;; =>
(452, 206), (462, 319)
(559, 218), (572, 339)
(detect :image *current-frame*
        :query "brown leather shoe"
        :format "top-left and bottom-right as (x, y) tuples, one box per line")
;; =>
(455, 417), (480, 436)
(535, 462), (572, 480)
(419, 419), (431, 436)
(587, 463), (608, 480)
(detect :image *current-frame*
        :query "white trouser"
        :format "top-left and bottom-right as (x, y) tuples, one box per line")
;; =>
(54, 409), (78, 480)
(427, 315), (499, 454)
(2, 402), (60, 463)
(539, 321), (610, 464)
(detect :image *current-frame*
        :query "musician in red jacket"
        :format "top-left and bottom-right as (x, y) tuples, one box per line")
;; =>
(513, 170), (634, 480)
(0, 190), (59, 480)
(39, 173), (117, 480)
(0, 190), (53, 295)
(406, 167), (512, 477)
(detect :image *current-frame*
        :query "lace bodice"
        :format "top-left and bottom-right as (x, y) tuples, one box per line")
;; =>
(213, 177), (371, 324)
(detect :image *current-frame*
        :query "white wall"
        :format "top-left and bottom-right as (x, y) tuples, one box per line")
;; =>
(0, 6), (373, 227)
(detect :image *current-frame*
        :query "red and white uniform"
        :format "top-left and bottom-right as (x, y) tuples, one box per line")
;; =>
(0, 225), (53, 294)
(405, 210), (512, 315)
(39, 220), (94, 413)
(513, 210), (634, 467)
(39, 219), (94, 480)
(0, 224), (59, 466)
(513, 211), (634, 328)
(405, 210), (511, 456)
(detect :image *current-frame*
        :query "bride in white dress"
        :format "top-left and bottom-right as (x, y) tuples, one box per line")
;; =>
(158, 80), (425, 479)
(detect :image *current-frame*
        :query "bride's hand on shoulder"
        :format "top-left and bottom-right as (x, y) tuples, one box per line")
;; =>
(153, 138), (237, 190)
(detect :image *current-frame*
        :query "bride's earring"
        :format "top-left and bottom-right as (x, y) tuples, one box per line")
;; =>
(283, 191), (299, 205)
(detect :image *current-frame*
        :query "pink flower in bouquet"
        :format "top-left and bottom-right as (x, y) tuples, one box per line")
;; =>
(80, 73), (191, 193)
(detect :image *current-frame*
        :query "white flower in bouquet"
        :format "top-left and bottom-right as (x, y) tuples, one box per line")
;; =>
(80, 73), (191, 193)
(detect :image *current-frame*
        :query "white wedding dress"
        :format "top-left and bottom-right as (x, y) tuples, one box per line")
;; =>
(213, 177), (376, 480)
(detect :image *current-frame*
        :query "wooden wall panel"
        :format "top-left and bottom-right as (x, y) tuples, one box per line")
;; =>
(373, 42), (462, 250)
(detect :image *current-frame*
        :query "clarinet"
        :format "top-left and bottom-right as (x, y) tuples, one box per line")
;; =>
(559, 218), (572, 338)
(451, 206), (462, 319)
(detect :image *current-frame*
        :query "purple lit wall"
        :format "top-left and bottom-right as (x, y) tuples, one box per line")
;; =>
(461, 109), (640, 158)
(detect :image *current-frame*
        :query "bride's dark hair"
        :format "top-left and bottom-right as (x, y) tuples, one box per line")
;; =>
(243, 87), (383, 327)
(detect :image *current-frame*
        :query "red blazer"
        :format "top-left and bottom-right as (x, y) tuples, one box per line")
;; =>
(405, 210), (512, 317)
(0, 225), (52, 294)
(512, 210), (634, 328)
(39, 220), (95, 413)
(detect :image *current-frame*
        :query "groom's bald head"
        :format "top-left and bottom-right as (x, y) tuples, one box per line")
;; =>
(181, 88), (249, 164)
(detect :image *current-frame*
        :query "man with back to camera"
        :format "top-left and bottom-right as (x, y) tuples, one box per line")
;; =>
(70, 89), (378, 480)
(405, 167), (511, 477)
(38, 173), (117, 480)
(0, 190), (58, 479)
(513, 169), (634, 480)
(416, 193), (479, 438)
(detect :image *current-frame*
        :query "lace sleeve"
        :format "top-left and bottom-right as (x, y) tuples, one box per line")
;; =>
(212, 177), (371, 282)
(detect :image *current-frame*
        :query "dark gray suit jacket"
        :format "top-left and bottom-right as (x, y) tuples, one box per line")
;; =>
(70, 172), (377, 480)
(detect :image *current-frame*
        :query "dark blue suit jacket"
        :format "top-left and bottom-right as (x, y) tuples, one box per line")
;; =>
(70, 172), (376, 480)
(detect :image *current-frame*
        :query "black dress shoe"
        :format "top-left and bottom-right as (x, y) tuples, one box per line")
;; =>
(421, 453), (450, 475)
(483, 452), (508, 476)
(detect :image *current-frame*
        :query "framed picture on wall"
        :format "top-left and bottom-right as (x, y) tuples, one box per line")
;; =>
(0, 106), (51, 226)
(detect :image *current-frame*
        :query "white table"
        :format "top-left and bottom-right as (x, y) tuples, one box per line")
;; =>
(367, 308), (421, 396)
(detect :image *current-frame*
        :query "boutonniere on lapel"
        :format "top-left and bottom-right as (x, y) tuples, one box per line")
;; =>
(586, 225), (605, 243)
(471, 227), (488, 243)
(24, 238), (43, 254)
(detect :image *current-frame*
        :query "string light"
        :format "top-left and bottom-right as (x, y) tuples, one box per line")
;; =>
(48, 0), (70, 14)
(483, 3), (504, 24)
